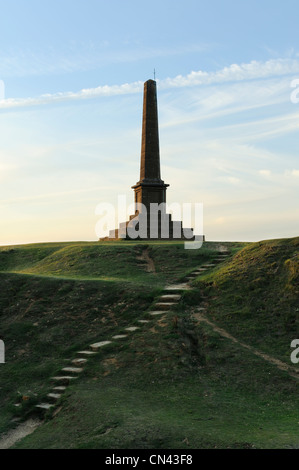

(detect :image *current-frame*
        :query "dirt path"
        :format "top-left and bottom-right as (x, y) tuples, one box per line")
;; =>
(137, 248), (156, 273)
(214, 244), (229, 253)
(0, 418), (42, 449)
(193, 311), (299, 380)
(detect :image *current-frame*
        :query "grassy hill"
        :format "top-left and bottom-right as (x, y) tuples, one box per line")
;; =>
(0, 238), (298, 449)
(194, 237), (299, 361)
(0, 241), (226, 284)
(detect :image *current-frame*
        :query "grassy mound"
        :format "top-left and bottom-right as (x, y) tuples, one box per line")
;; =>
(0, 241), (226, 285)
(194, 237), (298, 361)
(0, 238), (298, 449)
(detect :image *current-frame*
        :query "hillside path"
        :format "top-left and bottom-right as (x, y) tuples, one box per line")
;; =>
(136, 248), (156, 273)
(0, 418), (41, 449)
(192, 311), (299, 381)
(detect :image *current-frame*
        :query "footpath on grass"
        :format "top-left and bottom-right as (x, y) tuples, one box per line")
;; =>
(0, 250), (229, 449)
(32, 251), (230, 414)
(192, 311), (299, 381)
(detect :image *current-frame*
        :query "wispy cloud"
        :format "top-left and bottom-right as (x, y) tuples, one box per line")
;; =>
(0, 42), (211, 78)
(0, 81), (144, 109)
(1, 58), (299, 110)
(160, 58), (299, 88)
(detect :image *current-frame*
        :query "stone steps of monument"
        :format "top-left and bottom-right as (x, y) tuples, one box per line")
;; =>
(110, 219), (198, 241)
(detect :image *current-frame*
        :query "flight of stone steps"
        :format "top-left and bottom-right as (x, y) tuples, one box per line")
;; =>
(30, 251), (229, 413)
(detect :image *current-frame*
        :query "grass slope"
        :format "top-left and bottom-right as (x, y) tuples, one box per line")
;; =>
(195, 237), (299, 362)
(0, 238), (298, 449)
(0, 241), (227, 285)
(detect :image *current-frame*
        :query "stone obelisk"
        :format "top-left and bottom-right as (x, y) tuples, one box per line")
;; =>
(132, 80), (169, 213)
(104, 79), (196, 241)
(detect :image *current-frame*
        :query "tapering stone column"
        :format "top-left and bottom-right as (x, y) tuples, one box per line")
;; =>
(132, 80), (169, 214)
(140, 79), (162, 181)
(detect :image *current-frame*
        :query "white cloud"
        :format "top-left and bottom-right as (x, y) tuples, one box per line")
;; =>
(259, 170), (272, 177)
(0, 81), (144, 109)
(285, 169), (299, 177)
(1, 58), (299, 110)
(160, 59), (299, 89)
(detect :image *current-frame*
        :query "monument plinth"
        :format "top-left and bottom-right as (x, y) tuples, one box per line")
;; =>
(104, 79), (195, 241)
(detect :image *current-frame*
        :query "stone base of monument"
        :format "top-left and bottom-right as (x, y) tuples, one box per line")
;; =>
(100, 211), (204, 242)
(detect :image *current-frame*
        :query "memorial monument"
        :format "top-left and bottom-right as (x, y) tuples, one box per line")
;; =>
(104, 79), (196, 241)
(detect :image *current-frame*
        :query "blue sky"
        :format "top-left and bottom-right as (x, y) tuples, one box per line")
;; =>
(0, 0), (299, 244)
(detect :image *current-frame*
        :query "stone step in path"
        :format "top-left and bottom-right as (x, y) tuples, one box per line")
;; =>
(36, 403), (55, 411)
(51, 375), (78, 386)
(77, 350), (97, 356)
(53, 386), (67, 392)
(61, 367), (84, 374)
(47, 393), (62, 401)
(150, 311), (167, 316)
(32, 252), (231, 414)
(155, 302), (177, 310)
(159, 294), (181, 301)
(164, 284), (190, 292)
(51, 376), (78, 383)
(71, 358), (87, 366)
(90, 341), (112, 351)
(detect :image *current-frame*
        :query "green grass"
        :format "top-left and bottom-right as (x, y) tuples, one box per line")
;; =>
(193, 236), (299, 362)
(0, 238), (298, 449)
(13, 312), (299, 449)
(0, 241), (220, 285)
